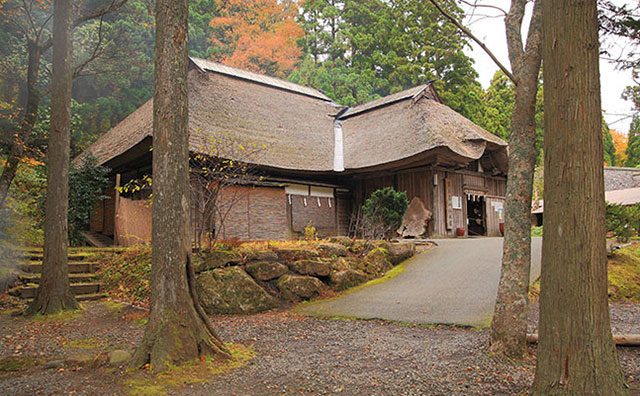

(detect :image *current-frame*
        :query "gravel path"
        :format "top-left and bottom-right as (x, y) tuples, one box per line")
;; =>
(298, 238), (542, 327)
(0, 299), (638, 396)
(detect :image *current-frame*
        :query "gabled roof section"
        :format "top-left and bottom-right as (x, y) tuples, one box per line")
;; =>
(190, 57), (333, 102)
(339, 83), (440, 119)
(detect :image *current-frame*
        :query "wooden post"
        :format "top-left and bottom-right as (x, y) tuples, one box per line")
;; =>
(114, 173), (121, 246)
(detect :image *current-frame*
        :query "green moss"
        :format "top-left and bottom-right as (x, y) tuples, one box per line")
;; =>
(293, 251), (415, 313)
(29, 306), (83, 323)
(102, 300), (126, 312)
(0, 356), (41, 372)
(132, 317), (148, 327)
(608, 246), (640, 302)
(64, 337), (108, 350)
(124, 343), (255, 396)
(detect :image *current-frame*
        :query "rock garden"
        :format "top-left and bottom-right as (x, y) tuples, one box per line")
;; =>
(94, 238), (420, 314)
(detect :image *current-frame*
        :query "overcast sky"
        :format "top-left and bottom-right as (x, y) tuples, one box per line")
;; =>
(460, 0), (637, 134)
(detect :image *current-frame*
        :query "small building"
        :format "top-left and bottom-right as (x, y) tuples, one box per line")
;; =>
(78, 58), (508, 245)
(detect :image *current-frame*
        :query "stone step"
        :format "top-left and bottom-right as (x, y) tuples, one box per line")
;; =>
(19, 283), (101, 299)
(25, 253), (87, 261)
(19, 273), (97, 284)
(19, 262), (98, 274)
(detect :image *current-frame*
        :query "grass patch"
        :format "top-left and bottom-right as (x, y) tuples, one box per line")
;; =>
(29, 307), (83, 323)
(64, 337), (108, 350)
(608, 244), (640, 302)
(124, 343), (255, 396)
(0, 356), (41, 372)
(531, 226), (543, 237)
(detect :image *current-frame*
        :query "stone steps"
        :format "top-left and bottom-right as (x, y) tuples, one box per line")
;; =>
(19, 282), (102, 299)
(16, 248), (104, 301)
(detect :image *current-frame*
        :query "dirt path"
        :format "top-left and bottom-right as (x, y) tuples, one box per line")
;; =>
(0, 299), (638, 396)
(297, 237), (542, 327)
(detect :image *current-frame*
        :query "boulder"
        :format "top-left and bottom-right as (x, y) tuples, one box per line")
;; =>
(242, 249), (278, 262)
(245, 261), (288, 281)
(330, 256), (365, 272)
(274, 248), (319, 261)
(108, 350), (131, 366)
(380, 241), (416, 265)
(197, 267), (279, 314)
(330, 269), (368, 291)
(317, 242), (348, 257)
(397, 197), (432, 238)
(363, 248), (393, 276)
(329, 236), (354, 247)
(277, 274), (325, 301)
(289, 259), (331, 277)
(194, 250), (242, 273)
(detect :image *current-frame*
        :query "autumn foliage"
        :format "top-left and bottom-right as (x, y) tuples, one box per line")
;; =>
(209, 0), (304, 77)
(611, 129), (628, 165)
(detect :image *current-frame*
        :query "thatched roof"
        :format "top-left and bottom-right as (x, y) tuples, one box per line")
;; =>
(340, 86), (507, 171)
(79, 57), (507, 174)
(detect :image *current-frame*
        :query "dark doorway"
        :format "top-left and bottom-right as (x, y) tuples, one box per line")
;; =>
(467, 195), (486, 236)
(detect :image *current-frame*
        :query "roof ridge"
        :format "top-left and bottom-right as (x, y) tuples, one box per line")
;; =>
(189, 57), (333, 102)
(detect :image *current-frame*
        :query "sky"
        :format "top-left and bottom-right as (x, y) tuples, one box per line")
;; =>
(460, 0), (637, 134)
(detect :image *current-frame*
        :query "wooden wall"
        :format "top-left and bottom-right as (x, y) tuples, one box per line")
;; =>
(114, 197), (152, 246)
(354, 168), (507, 238)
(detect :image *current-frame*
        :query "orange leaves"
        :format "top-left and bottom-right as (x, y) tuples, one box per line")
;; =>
(611, 129), (628, 164)
(209, 0), (304, 77)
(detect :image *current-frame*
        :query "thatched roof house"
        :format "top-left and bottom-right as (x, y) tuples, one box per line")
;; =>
(81, 57), (509, 244)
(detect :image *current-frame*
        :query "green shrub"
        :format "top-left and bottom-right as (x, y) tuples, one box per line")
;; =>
(361, 187), (408, 240)
(68, 155), (111, 245)
(605, 202), (640, 242)
(531, 226), (543, 237)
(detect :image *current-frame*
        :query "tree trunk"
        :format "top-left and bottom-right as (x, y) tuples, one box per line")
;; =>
(489, 0), (543, 360)
(531, 0), (628, 394)
(0, 41), (43, 209)
(27, 0), (78, 315)
(130, 0), (230, 373)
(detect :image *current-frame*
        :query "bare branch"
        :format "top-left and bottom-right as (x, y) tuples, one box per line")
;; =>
(427, 0), (516, 83)
(460, 0), (507, 16)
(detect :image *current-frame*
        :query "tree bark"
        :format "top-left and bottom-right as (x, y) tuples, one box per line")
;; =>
(130, 0), (230, 373)
(27, 0), (78, 315)
(0, 41), (43, 208)
(489, 0), (543, 360)
(531, 0), (628, 394)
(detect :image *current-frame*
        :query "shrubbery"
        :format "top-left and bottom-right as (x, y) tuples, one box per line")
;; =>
(361, 187), (408, 239)
(605, 202), (640, 242)
(95, 245), (151, 306)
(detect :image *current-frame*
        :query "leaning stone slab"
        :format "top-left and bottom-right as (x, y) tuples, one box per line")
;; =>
(397, 197), (432, 238)
(288, 259), (331, 277)
(277, 274), (325, 301)
(194, 250), (242, 273)
(197, 266), (279, 314)
(245, 261), (288, 281)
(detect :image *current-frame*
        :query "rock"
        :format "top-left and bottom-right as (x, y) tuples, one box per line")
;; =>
(275, 248), (319, 261)
(330, 256), (364, 272)
(397, 197), (432, 238)
(243, 249), (278, 262)
(289, 259), (331, 277)
(197, 267), (279, 314)
(363, 248), (393, 276)
(277, 275), (325, 301)
(317, 242), (348, 257)
(194, 250), (242, 272)
(380, 241), (416, 265)
(44, 360), (66, 369)
(245, 261), (288, 281)
(108, 350), (131, 366)
(329, 236), (354, 247)
(330, 269), (368, 291)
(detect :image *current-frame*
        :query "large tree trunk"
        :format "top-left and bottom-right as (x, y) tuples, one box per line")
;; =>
(27, 0), (78, 315)
(531, 0), (628, 394)
(130, 0), (230, 373)
(489, 0), (543, 360)
(0, 41), (43, 209)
